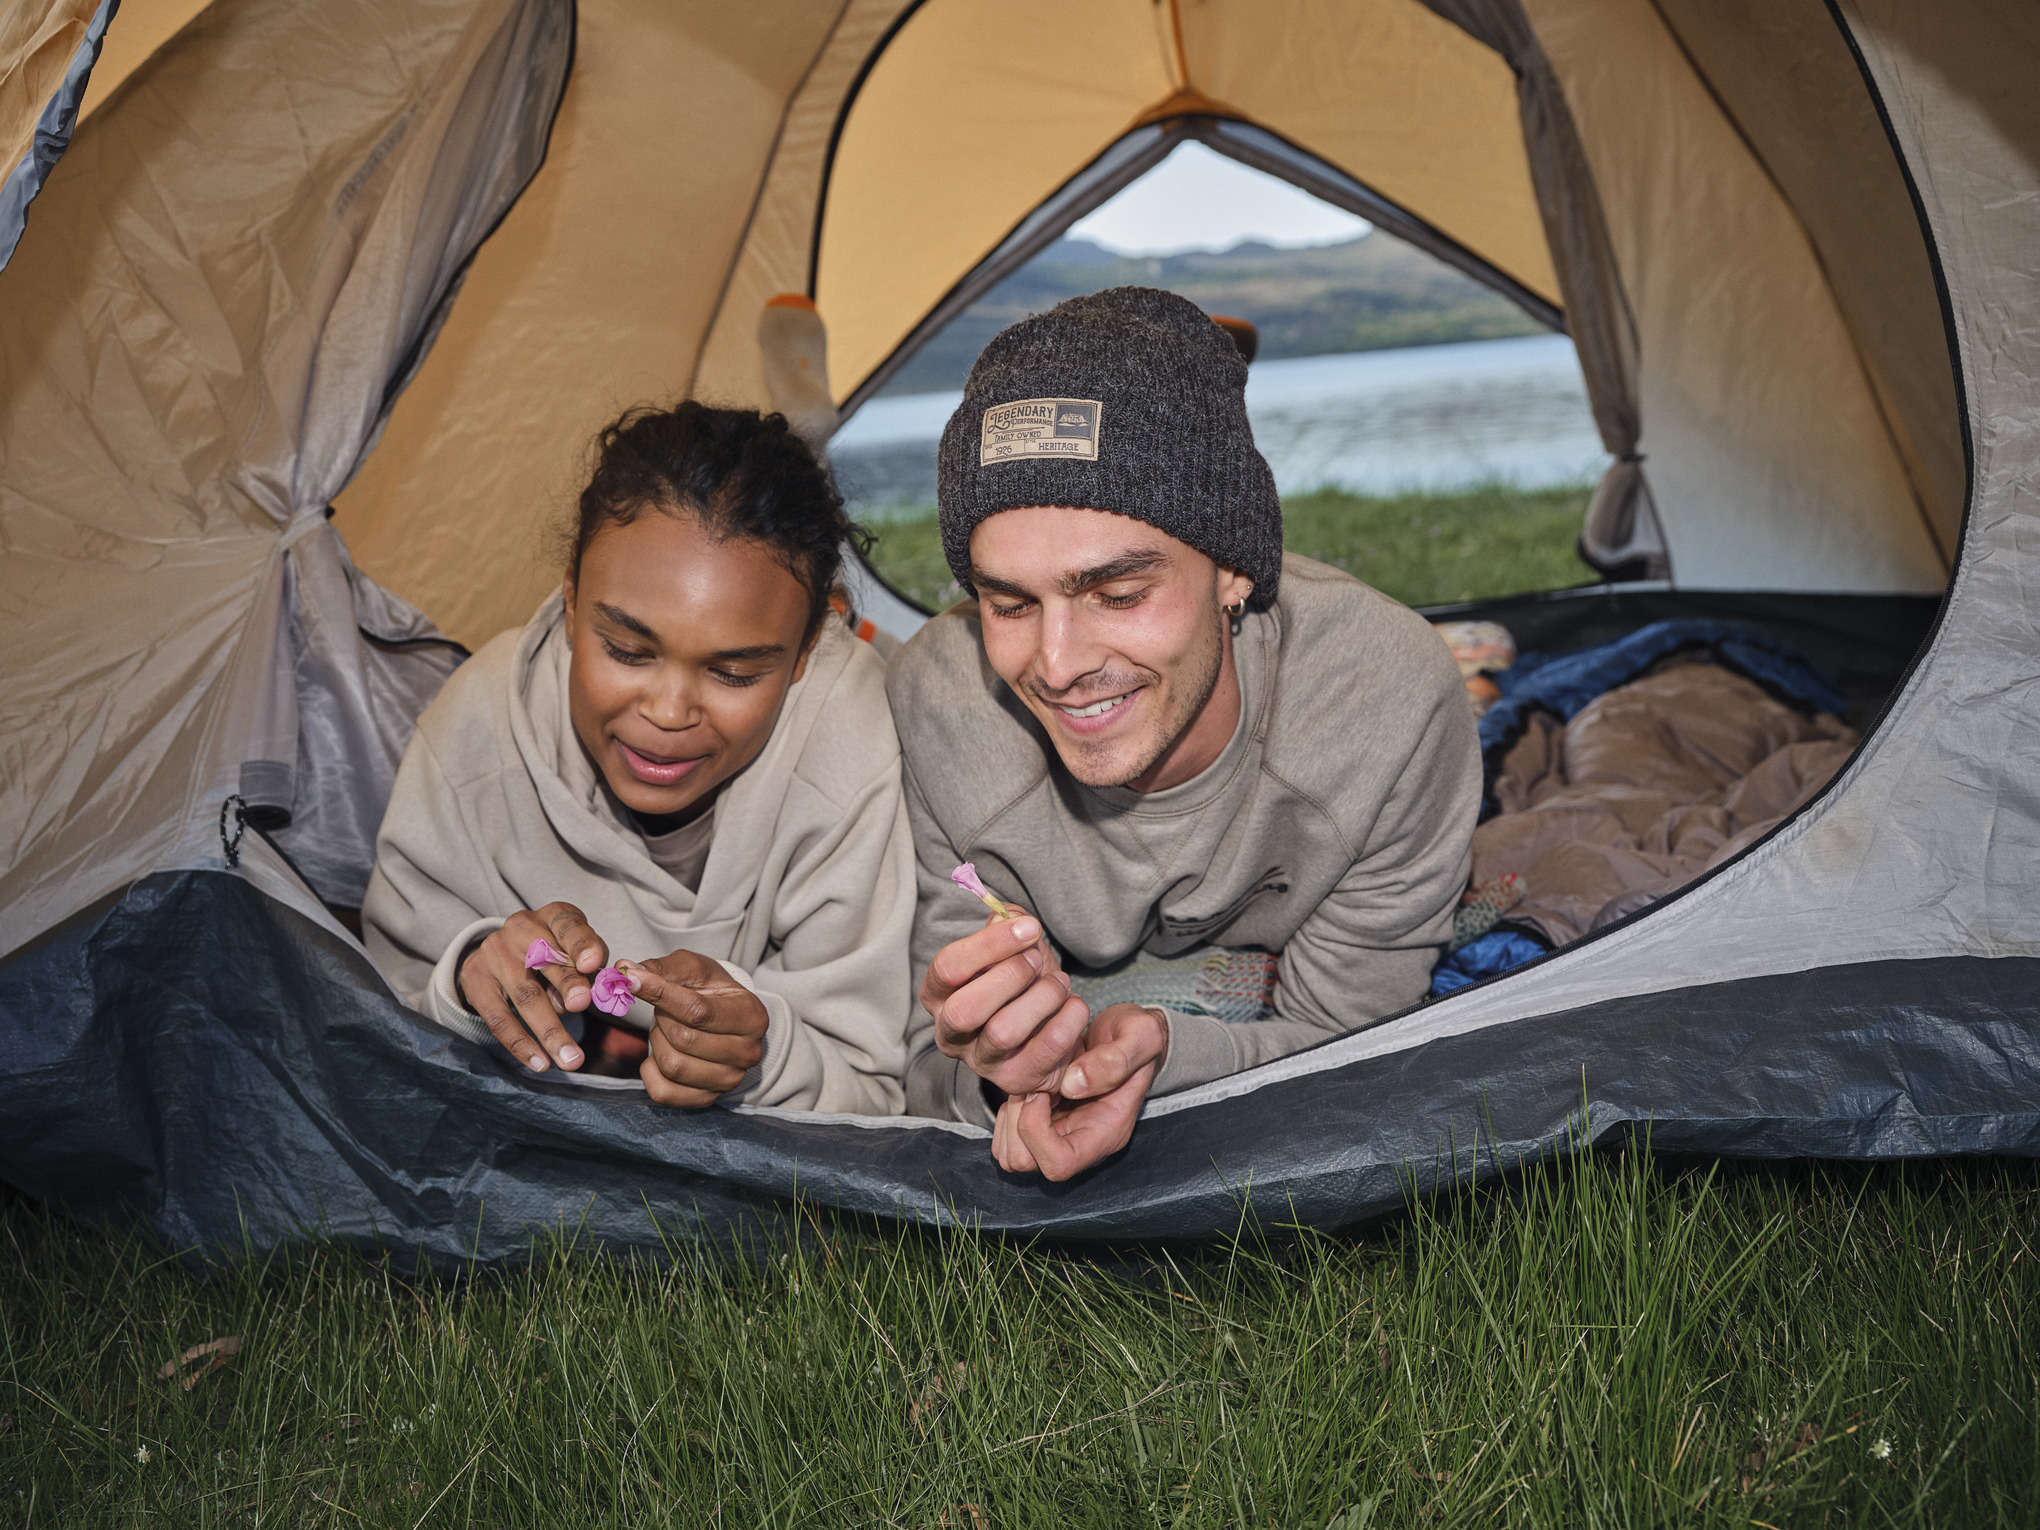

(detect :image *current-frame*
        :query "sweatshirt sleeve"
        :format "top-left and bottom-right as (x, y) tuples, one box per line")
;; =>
(722, 753), (918, 1117)
(899, 754), (1003, 1128)
(362, 727), (509, 1030)
(1148, 658), (1481, 1098)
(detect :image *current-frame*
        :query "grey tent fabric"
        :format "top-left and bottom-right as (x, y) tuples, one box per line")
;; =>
(0, 0), (572, 947)
(1421, 0), (1668, 580)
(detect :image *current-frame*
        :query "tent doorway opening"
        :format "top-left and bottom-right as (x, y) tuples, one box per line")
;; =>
(834, 138), (1609, 622)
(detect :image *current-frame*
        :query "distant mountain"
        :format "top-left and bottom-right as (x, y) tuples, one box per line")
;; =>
(875, 233), (1550, 397)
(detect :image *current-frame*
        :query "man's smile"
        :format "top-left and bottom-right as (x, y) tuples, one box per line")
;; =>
(1046, 686), (1145, 735)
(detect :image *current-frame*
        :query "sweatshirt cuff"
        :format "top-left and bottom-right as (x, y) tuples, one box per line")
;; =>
(1147, 1008), (1238, 1098)
(906, 1048), (998, 1129)
(428, 915), (505, 1047)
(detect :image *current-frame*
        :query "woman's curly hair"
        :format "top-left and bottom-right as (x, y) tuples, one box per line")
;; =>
(571, 402), (870, 641)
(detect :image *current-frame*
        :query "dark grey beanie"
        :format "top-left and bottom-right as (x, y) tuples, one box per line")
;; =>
(937, 287), (1282, 606)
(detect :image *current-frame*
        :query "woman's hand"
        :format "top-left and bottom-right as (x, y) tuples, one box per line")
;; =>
(457, 903), (610, 1073)
(625, 953), (770, 1108)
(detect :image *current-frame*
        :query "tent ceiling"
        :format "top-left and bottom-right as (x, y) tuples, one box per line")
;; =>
(29, 0), (1956, 652)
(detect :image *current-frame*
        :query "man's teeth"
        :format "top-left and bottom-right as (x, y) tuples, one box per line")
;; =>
(1061, 693), (1130, 720)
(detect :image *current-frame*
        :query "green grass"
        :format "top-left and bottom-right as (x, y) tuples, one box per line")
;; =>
(860, 483), (1594, 614)
(6, 1145), (2037, 1526)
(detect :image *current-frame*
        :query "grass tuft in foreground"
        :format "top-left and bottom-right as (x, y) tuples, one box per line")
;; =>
(858, 482), (1595, 615)
(4, 1147), (2036, 1526)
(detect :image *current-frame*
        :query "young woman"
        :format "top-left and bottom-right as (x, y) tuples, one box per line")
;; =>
(363, 403), (913, 1114)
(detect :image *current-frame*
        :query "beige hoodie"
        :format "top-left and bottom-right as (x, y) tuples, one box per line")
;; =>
(362, 592), (914, 1114)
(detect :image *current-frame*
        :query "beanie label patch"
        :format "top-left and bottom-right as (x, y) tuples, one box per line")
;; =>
(978, 398), (1102, 466)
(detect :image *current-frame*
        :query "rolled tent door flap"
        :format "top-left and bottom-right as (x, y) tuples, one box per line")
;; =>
(0, 0), (571, 952)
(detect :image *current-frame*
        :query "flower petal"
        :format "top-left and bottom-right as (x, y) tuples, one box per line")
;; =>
(590, 966), (633, 1017)
(524, 938), (569, 970)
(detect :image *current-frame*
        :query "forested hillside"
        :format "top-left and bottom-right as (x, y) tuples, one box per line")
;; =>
(876, 232), (1550, 396)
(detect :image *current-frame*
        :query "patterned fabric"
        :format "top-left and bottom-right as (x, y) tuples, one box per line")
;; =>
(1449, 872), (1525, 952)
(1069, 947), (1280, 1025)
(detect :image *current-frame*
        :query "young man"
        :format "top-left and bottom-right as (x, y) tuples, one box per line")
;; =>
(887, 287), (1480, 1179)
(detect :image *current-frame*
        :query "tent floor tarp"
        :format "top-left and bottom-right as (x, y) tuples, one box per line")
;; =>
(8, 867), (2037, 1264)
(1, 589), (2002, 1265)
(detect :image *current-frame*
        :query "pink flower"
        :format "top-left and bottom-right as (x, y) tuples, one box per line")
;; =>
(951, 862), (1017, 919)
(590, 966), (634, 1017)
(524, 938), (569, 969)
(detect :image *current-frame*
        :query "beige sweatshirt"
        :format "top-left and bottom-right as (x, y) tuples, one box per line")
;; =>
(363, 592), (915, 1114)
(887, 554), (1480, 1127)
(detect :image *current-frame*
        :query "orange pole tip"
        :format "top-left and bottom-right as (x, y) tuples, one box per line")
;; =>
(766, 293), (817, 311)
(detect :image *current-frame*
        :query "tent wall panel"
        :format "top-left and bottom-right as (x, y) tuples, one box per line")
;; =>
(1653, 0), (1963, 563)
(1521, 0), (1942, 593)
(812, 0), (1172, 401)
(0, 0), (569, 949)
(690, 0), (924, 413)
(331, 0), (856, 650)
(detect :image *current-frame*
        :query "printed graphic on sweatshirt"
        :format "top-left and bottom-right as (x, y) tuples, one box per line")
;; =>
(979, 397), (1102, 465)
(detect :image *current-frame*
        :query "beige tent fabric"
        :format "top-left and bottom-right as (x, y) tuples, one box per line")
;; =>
(811, 0), (1172, 402)
(1651, 0), (1963, 563)
(1522, 0), (1945, 593)
(0, 0), (568, 951)
(75, 0), (210, 119)
(332, 0), (871, 650)
(0, 0), (98, 180)
(1185, 0), (1557, 304)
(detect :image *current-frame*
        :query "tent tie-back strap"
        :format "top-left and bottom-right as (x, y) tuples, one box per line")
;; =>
(1617, 452), (1646, 464)
(277, 510), (330, 550)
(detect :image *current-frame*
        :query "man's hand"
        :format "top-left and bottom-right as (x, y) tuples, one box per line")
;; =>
(921, 911), (1091, 1098)
(991, 1003), (1168, 1180)
(458, 903), (609, 1073)
(626, 953), (769, 1108)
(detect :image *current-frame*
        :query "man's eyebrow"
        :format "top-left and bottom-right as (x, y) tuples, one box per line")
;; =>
(966, 548), (1169, 601)
(1058, 549), (1167, 596)
(708, 643), (787, 661)
(593, 601), (655, 639)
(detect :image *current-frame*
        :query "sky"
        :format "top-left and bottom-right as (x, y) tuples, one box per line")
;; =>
(1068, 142), (1372, 256)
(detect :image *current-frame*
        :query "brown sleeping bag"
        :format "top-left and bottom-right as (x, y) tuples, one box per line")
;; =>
(1474, 656), (1859, 946)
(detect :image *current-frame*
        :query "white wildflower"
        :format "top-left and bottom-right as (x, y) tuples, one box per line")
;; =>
(1871, 1437), (1893, 1460)
(134, 1446), (151, 1464)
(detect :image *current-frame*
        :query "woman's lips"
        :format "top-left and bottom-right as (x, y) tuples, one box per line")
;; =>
(617, 739), (706, 786)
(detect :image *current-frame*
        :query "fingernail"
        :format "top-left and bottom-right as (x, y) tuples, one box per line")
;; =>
(1013, 918), (1041, 943)
(624, 970), (644, 994)
(526, 1055), (548, 1073)
(1064, 1066), (1086, 1095)
(1022, 947), (1043, 971)
(1056, 967), (1071, 990)
(560, 1046), (583, 1066)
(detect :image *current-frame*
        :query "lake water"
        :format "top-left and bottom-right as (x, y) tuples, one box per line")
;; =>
(830, 332), (1610, 520)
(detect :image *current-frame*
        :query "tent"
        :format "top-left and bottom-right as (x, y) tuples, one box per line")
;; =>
(3, 0), (2037, 1261)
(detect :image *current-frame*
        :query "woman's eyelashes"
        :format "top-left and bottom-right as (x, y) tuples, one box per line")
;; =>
(600, 636), (653, 666)
(710, 668), (766, 689)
